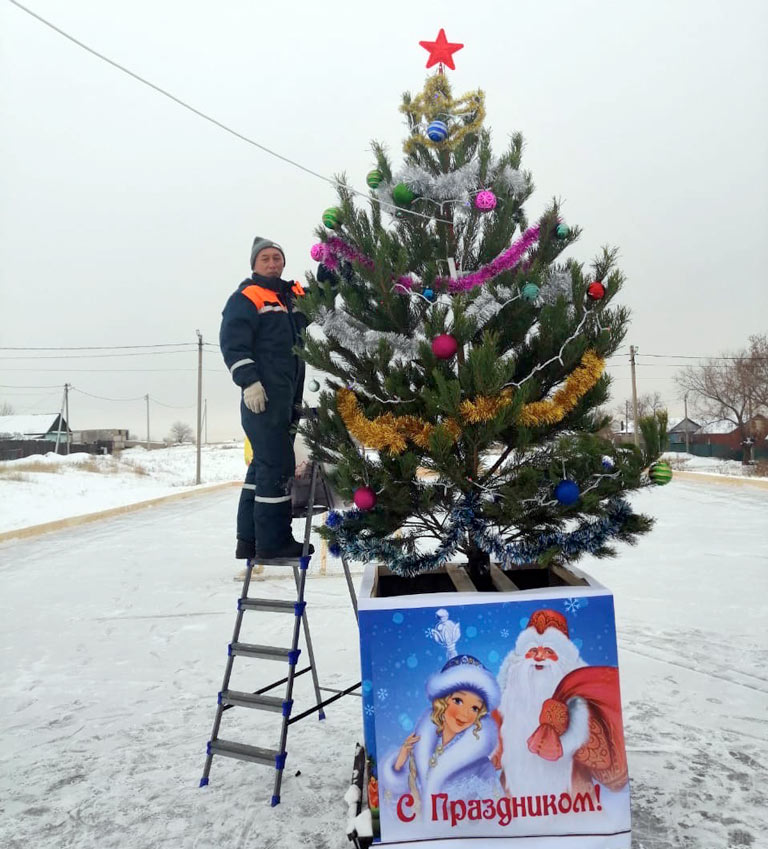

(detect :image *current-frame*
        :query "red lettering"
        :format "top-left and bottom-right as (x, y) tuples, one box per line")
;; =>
(450, 799), (467, 826)
(397, 793), (416, 823)
(511, 796), (527, 818)
(468, 799), (482, 821)
(482, 798), (496, 820)
(498, 797), (512, 826)
(595, 783), (602, 811)
(542, 794), (558, 816)
(558, 792), (572, 814)
(431, 793), (448, 821)
(527, 795), (543, 817)
(572, 790), (595, 813)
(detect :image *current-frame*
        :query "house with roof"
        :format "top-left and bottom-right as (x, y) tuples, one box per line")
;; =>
(0, 413), (70, 441)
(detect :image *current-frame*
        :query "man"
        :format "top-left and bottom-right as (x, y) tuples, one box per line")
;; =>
(220, 236), (314, 560)
(492, 609), (627, 797)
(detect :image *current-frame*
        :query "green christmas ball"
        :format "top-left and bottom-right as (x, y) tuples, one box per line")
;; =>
(392, 183), (416, 206)
(322, 207), (342, 229)
(649, 461), (673, 485)
(556, 223), (571, 239)
(308, 379), (320, 392)
(366, 169), (383, 189)
(521, 282), (540, 302)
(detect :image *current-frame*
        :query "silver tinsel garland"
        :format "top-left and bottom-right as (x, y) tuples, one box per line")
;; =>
(493, 164), (527, 196)
(396, 161), (480, 202)
(314, 307), (423, 363)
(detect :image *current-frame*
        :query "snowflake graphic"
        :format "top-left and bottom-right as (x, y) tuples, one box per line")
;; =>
(365, 704), (375, 716)
(424, 628), (433, 639)
(564, 598), (583, 615)
(377, 688), (389, 702)
(500, 629), (510, 639)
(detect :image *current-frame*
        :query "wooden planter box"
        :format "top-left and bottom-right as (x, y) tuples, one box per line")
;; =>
(357, 563), (631, 848)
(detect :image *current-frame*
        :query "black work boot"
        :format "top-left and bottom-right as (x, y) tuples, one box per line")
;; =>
(235, 538), (256, 560)
(255, 538), (314, 559)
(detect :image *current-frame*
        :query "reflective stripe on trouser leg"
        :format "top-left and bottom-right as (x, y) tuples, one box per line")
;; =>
(236, 465), (257, 542)
(241, 399), (296, 553)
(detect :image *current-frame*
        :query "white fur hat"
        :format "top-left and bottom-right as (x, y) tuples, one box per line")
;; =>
(426, 655), (500, 711)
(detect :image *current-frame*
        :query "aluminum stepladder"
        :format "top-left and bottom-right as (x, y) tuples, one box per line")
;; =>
(200, 461), (360, 805)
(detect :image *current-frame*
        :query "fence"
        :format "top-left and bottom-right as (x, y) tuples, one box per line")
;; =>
(667, 442), (768, 461)
(0, 440), (114, 462)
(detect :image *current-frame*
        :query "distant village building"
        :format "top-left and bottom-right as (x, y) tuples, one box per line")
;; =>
(667, 414), (768, 461)
(70, 428), (130, 450)
(0, 413), (70, 441)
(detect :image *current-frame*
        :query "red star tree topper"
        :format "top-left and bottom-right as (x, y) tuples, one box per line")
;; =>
(419, 28), (464, 70)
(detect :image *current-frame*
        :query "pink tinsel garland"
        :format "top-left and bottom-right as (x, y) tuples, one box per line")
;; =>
(436, 225), (541, 293)
(312, 225), (541, 294)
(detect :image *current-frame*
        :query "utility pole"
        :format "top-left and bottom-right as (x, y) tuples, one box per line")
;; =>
(630, 346), (639, 447)
(64, 382), (71, 454)
(145, 394), (150, 449)
(54, 383), (66, 454)
(203, 398), (208, 445)
(625, 400), (629, 433)
(196, 330), (203, 485)
(684, 392), (690, 454)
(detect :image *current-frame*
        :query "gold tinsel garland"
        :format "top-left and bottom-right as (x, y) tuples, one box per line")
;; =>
(401, 75), (486, 155)
(337, 350), (605, 455)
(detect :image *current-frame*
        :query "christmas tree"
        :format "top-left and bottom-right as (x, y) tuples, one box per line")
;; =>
(299, 42), (657, 585)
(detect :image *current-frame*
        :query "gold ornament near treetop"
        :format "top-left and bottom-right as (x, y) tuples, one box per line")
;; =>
(401, 74), (486, 155)
(337, 350), (605, 455)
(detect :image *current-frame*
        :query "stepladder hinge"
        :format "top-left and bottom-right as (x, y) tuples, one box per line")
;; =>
(288, 648), (301, 666)
(275, 752), (287, 770)
(282, 699), (294, 718)
(294, 601), (306, 617)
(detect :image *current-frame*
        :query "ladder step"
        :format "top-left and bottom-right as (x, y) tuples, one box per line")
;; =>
(239, 597), (304, 614)
(229, 642), (300, 663)
(208, 739), (283, 767)
(220, 690), (288, 713)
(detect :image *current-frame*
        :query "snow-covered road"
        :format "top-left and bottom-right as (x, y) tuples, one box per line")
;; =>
(1, 480), (766, 849)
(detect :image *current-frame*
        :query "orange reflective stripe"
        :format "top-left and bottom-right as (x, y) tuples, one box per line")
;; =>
(291, 281), (305, 297)
(241, 284), (282, 310)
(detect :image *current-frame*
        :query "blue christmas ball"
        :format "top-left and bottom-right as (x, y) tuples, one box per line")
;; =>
(555, 479), (580, 505)
(601, 456), (615, 471)
(423, 288), (435, 301)
(427, 120), (449, 142)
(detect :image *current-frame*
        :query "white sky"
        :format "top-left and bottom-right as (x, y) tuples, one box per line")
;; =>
(1, 0), (767, 441)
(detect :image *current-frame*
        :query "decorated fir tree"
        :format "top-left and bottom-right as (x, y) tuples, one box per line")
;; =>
(298, 49), (661, 585)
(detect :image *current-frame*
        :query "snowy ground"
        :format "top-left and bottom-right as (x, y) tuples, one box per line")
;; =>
(0, 444), (245, 533)
(1, 474), (767, 848)
(662, 451), (768, 481)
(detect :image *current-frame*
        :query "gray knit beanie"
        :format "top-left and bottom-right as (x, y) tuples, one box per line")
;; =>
(250, 237), (285, 269)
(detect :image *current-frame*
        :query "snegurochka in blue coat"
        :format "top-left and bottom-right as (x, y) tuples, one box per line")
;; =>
(219, 237), (313, 560)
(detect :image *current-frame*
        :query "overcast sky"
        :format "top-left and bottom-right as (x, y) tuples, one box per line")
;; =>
(1, 0), (766, 441)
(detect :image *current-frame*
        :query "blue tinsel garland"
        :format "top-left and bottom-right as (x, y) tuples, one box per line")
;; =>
(325, 497), (635, 577)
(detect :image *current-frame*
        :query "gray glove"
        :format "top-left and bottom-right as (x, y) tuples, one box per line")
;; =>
(243, 381), (268, 414)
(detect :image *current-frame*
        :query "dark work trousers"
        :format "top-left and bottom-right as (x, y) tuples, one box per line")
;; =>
(237, 359), (304, 553)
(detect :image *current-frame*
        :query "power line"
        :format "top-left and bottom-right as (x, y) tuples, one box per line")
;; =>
(0, 349), (205, 360)
(1, 367), (220, 373)
(6, 0), (446, 225)
(0, 342), (198, 351)
(70, 386), (145, 402)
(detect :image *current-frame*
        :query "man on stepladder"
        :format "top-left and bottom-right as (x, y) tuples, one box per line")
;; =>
(220, 236), (314, 560)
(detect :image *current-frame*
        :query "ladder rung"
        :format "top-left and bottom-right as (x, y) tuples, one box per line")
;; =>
(220, 690), (286, 712)
(239, 597), (303, 614)
(208, 739), (282, 766)
(229, 642), (299, 663)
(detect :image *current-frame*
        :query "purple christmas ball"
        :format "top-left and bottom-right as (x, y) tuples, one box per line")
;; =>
(310, 242), (326, 262)
(475, 190), (497, 212)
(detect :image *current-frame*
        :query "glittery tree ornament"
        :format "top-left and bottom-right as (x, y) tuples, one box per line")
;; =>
(475, 190), (497, 211)
(392, 183), (416, 206)
(521, 282), (540, 302)
(555, 479), (580, 505)
(366, 169), (383, 189)
(556, 223), (571, 239)
(310, 242), (326, 261)
(427, 120), (449, 142)
(649, 461), (673, 485)
(322, 207), (342, 229)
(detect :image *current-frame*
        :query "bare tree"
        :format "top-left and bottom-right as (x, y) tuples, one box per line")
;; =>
(168, 421), (194, 444)
(676, 343), (763, 464)
(745, 334), (768, 412)
(613, 391), (665, 430)
(0, 401), (14, 415)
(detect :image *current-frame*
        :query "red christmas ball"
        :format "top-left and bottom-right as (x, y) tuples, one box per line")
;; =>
(587, 281), (606, 301)
(353, 486), (377, 511)
(432, 334), (458, 359)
